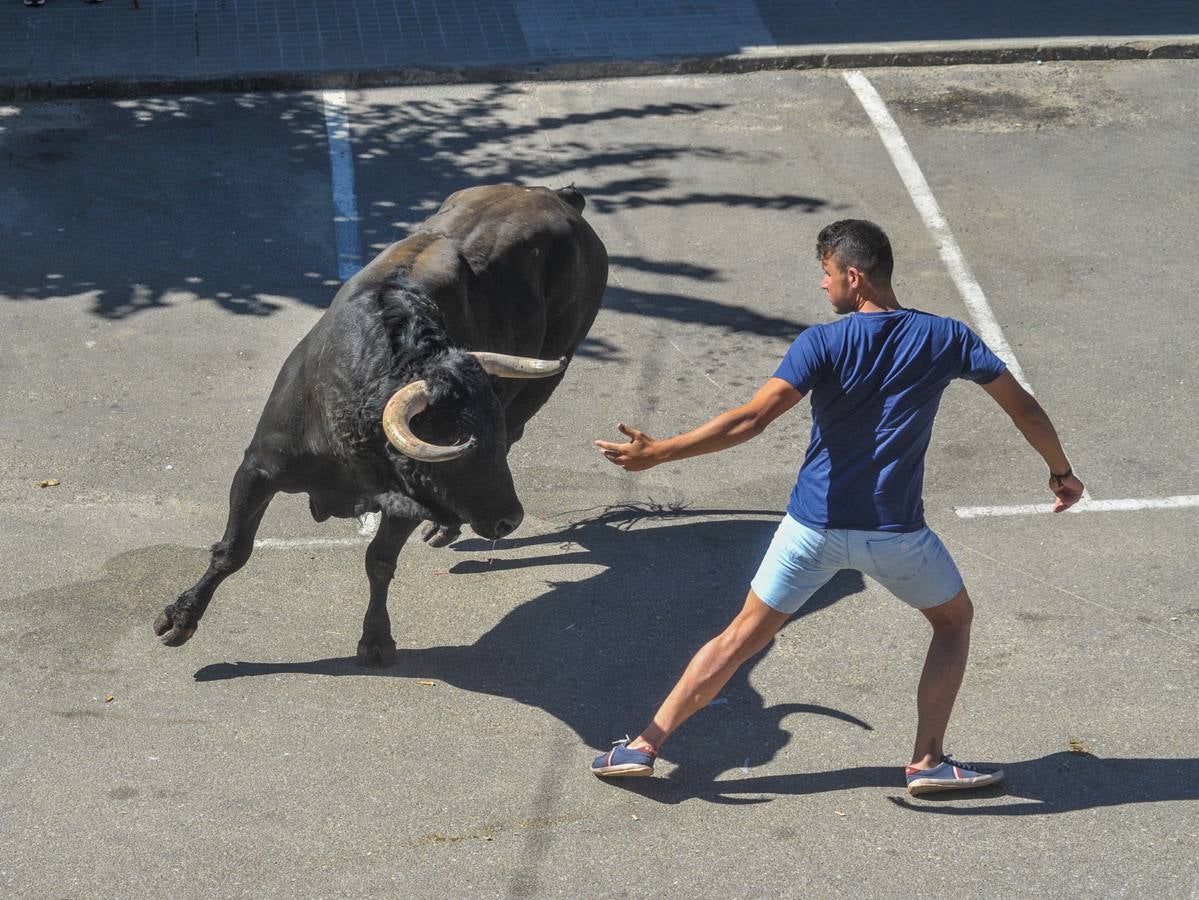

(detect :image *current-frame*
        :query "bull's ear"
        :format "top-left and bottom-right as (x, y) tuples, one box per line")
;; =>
(555, 185), (585, 212)
(470, 352), (566, 379)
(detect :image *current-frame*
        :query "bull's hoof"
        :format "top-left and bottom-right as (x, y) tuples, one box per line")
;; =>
(153, 609), (197, 647)
(421, 521), (461, 548)
(356, 637), (397, 668)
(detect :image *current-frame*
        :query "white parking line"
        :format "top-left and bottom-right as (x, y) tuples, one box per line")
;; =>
(322, 89), (364, 281)
(252, 515), (378, 548)
(843, 70), (1032, 394)
(955, 494), (1199, 519)
(840, 71), (1198, 518)
(254, 536), (368, 549)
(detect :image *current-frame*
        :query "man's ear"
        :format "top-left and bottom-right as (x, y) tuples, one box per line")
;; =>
(846, 266), (864, 288)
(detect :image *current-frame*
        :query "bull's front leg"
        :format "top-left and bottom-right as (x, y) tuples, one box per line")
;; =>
(358, 514), (419, 667)
(154, 461), (276, 646)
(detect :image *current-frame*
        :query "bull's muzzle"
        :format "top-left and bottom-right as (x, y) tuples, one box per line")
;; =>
(381, 352), (567, 462)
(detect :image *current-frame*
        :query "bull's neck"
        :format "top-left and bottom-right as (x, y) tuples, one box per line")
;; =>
(377, 278), (452, 380)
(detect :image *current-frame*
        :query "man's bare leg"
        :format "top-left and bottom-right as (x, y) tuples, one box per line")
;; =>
(909, 586), (973, 769)
(627, 589), (790, 753)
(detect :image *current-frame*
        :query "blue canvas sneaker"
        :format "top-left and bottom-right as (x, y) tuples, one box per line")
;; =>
(905, 755), (1004, 795)
(591, 736), (657, 777)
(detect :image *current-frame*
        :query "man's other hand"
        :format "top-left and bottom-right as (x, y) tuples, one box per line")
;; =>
(596, 423), (659, 471)
(1050, 472), (1085, 512)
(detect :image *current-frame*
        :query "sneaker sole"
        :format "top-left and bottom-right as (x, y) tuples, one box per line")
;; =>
(591, 763), (654, 777)
(906, 770), (1003, 796)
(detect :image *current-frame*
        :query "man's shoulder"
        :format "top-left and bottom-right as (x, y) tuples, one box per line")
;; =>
(902, 308), (967, 330)
(788, 321), (837, 349)
(800, 317), (853, 340)
(793, 310), (970, 346)
(889, 309), (977, 345)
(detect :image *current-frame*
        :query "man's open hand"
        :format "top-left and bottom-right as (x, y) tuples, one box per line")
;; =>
(595, 423), (659, 471)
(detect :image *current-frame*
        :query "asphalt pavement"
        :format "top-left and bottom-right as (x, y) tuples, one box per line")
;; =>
(1, 38), (1197, 900)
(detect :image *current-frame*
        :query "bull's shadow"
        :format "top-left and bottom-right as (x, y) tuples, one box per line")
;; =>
(196, 504), (870, 782)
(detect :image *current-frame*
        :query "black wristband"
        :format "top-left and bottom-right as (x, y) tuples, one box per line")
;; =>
(1050, 467), (1072, 487)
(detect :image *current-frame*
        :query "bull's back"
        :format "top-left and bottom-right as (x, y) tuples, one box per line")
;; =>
(356, 185), (604, 357)
(427, 183), (583, 230)
(440, 185), (605, 347)
(419, 184), (598, 279)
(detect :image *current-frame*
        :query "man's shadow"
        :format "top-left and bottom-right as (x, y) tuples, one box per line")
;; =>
(614, 750), (1197, 812)
(192, 505), (1198, 811)
(196, 504), (873, 781)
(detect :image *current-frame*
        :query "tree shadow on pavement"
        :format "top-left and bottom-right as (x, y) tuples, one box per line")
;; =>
(3, 84), (829, 339)
(194, 503), (870, 782)
(603, 284), (807, 339)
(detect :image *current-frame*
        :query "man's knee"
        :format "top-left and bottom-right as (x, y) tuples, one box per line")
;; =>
(721, 591), (789, 659)
(922, 586), (973, 632)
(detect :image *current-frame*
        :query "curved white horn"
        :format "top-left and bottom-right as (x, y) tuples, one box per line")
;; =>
(381, 381), (476, 462)
(470, 352), (567, 379)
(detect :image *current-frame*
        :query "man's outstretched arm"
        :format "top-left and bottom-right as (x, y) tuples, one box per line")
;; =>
(981, 370), (1084, 511)
(595, 377), (804, 472)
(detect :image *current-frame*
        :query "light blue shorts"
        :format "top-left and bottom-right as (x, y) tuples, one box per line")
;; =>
(750, 514), (964, 614)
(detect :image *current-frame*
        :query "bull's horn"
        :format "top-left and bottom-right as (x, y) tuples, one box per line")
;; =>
(470, 352), (567, 379)
(381, 381), (476, 462)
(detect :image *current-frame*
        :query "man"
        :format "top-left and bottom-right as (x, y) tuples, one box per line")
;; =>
(591, 219), (1084, 795)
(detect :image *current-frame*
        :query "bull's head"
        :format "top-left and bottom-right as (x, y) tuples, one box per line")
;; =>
(381, 351), (566, 538)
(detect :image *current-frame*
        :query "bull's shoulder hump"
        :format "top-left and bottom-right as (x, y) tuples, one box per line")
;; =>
(423, 185), (584, 236)
(371, 233), (439, 270)
(350, 233), (449, 288)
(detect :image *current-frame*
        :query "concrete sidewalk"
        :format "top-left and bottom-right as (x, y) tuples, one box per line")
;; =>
(3, 0), (1199, 99)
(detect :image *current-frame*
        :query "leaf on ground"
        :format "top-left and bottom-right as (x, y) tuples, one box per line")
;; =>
(416, 679), (436, 687)
(36, 479), (61, 488)
(104, 695), (114, 703)
(1068, 738), (1091, 753)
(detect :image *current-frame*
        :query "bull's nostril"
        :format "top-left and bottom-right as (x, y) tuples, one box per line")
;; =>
(495, 520), (515, 538)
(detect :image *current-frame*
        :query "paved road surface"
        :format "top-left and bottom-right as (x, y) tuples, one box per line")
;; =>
(1, 62), (1196, 897)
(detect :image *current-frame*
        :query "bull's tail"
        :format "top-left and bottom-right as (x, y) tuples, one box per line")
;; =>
(555, 185), (585, 213)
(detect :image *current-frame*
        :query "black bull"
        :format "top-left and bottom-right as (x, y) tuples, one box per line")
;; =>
(154, 184), (608, 666)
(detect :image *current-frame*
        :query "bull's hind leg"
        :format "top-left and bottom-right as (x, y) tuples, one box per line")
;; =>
(154, 462), (276, 646)
(358, 514), (419, 667)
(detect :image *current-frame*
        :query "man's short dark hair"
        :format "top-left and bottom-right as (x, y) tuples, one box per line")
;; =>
(816, 220), (894, 280)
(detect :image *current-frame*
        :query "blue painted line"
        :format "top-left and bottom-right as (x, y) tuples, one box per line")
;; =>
(322, 90), (364, 281)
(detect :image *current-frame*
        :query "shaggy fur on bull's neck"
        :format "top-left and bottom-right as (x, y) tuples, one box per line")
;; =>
(376, 274), (452, 382)
(368, 274), (493, 453)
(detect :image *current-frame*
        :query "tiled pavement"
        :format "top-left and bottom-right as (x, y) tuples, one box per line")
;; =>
(2, 0), (1198, 95)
